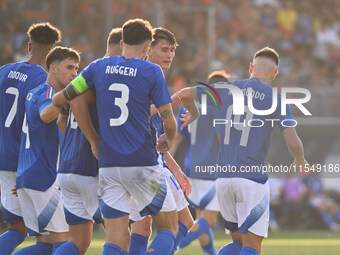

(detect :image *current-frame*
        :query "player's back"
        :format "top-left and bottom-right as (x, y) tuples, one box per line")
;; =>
(209, 78), (293, 183)
(80, 56), (171, 167)
(178, 103), (220, 179)
(17, 83), (59, 191)
(58, 105), (98, 176)
(0, 62), (47, 171)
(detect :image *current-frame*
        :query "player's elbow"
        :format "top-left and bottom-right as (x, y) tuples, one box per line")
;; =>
(52, 91), (64, 108)
(178, 88), (193, 103)
(40, 112), (54, 124)
(40, 108), (58, 124)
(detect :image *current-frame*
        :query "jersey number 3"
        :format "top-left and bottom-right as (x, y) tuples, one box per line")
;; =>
(109, 83), (129, 126)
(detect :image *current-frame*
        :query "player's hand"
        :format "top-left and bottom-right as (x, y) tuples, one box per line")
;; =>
(156, 134), (173, 153)
(60, 103), (70, 116)
(91, 141), (99, 160)
(171, 91), (181, 106)
(172, 169), (192, 196)
(11, 185), (18, 197)
(291, 159), (310, 176)
(179, 110), (193, 130)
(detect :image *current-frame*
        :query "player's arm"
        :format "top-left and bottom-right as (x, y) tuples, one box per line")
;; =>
(163, 152), (192, 195)
(156, 103), (177, 152)
(52, 74), (90, 111)
(177, 87), (200, 130)
(40, 104), (61, 123)
(170, 132), (184, 156)
(70, 90), (99, 159)
(282, 127), (309, 174)
(57, 113), (68, 134)
(151, 91), (182, 116)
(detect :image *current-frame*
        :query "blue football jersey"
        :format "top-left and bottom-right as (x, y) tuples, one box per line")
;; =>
(177, 102), (220, 179)
(71, 56), (171, 167)
(58, 104), (99, 176)
(0, 62), (47, 171)
(150, 113), (168, 168)
(17, 83), (59, 191)
(197, 78), (294, 183)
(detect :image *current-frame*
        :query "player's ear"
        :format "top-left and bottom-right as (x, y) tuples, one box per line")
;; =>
(28, 42), (32, 53)
(249, 62), (254, 74)
(272, 69), (278, 79)
(120, 40), (123, 50)
(49, 63), (57, 75)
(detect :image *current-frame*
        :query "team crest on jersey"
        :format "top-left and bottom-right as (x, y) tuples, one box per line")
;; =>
(26, 93), (33, 101)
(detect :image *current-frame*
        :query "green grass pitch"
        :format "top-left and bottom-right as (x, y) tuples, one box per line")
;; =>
(14, 230), (340, 254)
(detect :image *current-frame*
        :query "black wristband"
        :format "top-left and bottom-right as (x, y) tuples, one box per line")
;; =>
(63, 85), (77, 100)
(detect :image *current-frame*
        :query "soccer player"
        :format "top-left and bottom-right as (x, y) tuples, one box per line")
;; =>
(54, 28), (123, 255)
(14, 46), (80, 255)
(177, 47), (308, 255)
(0, 22), (61, 255)
(176, 70), (230, 255)
(129, 27), (194, 255)
(105, 27), (123, 57)
(52, 19), (179, 255)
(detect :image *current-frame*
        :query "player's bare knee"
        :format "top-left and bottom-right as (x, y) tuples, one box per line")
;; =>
(230, 230), (242, 245)
(70, 238), (91, 255)
(8, 221), (27, 236)
(178, 208), (194, 230)
(131, 217), (152, 238)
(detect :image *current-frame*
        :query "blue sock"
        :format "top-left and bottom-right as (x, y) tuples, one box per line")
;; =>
(13, 242), (53, 255)
(240, 247), (258, 255)
(54, 241), (79, 255)
(52, 241), (67, 254)
(336, 211), (340, 223)
(147, 230), (175, 254)
(172, 222), (188, 254)
(218, 241), (242, 255)
(102, 243), (122, 255)
(201, 228), (216, 255)
(122, 251), (128, 255)
(129, 233), (148, 255)
(179, 218), (209, 248)
(322, 212), (334, 228)
(0, 229), (25, 255)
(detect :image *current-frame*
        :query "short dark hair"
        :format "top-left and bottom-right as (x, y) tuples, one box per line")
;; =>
(254, 47), (279, 66)
(207, 70), (230, 84)
(27, 22), (61, 45)
(151, 27), (178, 48)
(122, 18), (153, 46)
(107, 27), (122, 46)
(46, 46), (80, 71)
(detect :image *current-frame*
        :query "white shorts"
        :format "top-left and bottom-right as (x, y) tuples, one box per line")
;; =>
(187, 179), (219, 212)
(163, 167), (189, 212)
(129, 167), (189, 222)
(99, 166), (176, 219)
(17, 181), (69, 236)
(0, 171), (22, 223)
(216, 178), (269, 237)
(58, 173), (102, 225)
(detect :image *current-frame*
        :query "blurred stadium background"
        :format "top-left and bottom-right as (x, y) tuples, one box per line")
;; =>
(1, 0), (340, 253)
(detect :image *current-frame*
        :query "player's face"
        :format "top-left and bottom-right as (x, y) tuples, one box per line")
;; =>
(148, 39), (175, 71)
(55, 58), (79, 88)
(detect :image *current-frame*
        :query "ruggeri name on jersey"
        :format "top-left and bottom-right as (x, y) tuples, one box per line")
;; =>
(105, 65), (137, 77)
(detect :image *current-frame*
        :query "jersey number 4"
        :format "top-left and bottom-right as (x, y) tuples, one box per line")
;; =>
(224, 105), (253, 147)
